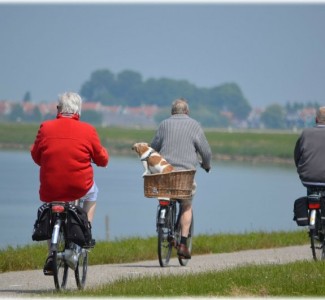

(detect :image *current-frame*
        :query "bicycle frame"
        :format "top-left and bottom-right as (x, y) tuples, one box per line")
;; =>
(47, 200), (88, 290)
(307, 190), (325, 260)
(156, 198), (193, 267)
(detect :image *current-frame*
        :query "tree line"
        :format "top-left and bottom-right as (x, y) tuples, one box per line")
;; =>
(2, 68), (323, 129)
(79, 69), (252, 127)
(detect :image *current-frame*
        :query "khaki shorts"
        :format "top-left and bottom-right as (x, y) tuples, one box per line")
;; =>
(178, 180), (196, 206)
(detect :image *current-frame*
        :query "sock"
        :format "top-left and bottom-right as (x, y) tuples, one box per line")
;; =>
(180, 236), (187, 245)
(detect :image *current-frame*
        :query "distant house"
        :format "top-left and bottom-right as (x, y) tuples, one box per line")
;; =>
(0, 100), (11, 116)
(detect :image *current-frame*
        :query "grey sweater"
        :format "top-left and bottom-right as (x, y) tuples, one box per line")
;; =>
(294, 125), (325, 186)
(151, 114), (212, 171)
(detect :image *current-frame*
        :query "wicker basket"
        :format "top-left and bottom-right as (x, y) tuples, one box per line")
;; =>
(143, 170), (196, 199)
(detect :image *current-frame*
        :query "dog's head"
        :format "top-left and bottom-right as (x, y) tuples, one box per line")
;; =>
(132, 142), (150, 156)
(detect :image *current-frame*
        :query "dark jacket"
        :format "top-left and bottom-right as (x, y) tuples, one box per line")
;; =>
(294, 125), (325, 186)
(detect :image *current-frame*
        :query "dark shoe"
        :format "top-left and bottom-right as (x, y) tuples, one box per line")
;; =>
(177, 244), (191, 259)
(43, 255), (54, 276)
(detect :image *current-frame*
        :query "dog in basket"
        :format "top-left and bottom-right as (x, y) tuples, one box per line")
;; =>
(132, 142), (174, 177)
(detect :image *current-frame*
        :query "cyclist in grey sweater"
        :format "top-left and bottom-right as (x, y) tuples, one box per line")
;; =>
(294, 106), (325, 188)
(151, 98), (212, 259)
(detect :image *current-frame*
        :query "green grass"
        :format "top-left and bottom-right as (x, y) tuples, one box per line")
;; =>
(1, 230), (317, 297)
(64, 261), (325, 297)
(0, 230), (308, 273)
(0, 122), (300, 161)
(206, 130), (299, 159)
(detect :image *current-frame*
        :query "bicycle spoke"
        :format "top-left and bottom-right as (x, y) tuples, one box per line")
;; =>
(158, 226), (172, 267)
(75, 247), (88, 289)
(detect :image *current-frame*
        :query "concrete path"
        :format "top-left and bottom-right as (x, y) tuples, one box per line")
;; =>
(0, 245), (312, 297)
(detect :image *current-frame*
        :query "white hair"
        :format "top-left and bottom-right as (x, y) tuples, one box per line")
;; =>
(171, 98), (189, 115)
(57, 92), (82, 116)
(316, 107), (325, 124)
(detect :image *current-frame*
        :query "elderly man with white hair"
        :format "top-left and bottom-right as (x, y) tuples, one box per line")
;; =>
(31, 92), (109, 275)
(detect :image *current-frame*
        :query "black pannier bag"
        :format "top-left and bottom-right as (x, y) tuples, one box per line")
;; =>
(32, 203), (52, 241)
(66, 205), (93, 248)
(293, 196), (309, 226)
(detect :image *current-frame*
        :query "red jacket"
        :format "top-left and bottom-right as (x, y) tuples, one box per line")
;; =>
(31, 113), (109, 202)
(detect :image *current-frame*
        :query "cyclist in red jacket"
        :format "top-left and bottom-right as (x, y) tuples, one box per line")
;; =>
(31, 92), (109, 274)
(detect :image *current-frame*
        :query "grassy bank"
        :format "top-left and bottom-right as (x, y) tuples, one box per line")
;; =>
(0, 230), (308, 273)
(0, 122), (299, 163)
(65, 261), (325, 297)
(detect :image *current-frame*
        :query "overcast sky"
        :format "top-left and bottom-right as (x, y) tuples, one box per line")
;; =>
(1, 2), (325, 108)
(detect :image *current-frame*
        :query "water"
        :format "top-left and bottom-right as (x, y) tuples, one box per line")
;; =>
(0, 151), (306, 249)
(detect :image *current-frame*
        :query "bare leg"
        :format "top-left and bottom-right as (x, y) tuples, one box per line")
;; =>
(83, 201), (96, 223)
(180, 203), (192, 237)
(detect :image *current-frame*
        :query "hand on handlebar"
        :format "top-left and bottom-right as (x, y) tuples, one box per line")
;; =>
(199, 162), (211, 173)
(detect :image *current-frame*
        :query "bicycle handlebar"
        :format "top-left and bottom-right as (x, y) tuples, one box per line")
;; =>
(199, 162), (211, 173)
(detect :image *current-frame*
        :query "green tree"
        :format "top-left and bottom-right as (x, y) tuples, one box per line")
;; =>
(23, 91), (31, 103)
(31, 106), (42, 122)
(79, 68), (253, 126)
(143, 78), (196, 107)
(261, 104), (286, 129)
(115, 70), (143, 106)
(8, 104), (24, 122)
(207, 83), (251, 120)
(80, 69), (116, 104)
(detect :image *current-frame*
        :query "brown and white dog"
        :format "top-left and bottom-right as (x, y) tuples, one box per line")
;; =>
(132, 142), (174, 176)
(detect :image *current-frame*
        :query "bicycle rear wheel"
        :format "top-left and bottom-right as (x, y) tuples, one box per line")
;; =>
(176, 208), (194, 267)
(53, 225), (69, 290)
(75, 248), (88, 289)
(310, 211), (325, 260)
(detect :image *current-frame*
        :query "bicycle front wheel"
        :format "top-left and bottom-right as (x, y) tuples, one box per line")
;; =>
(157, 225), (173, 267)
(75, 248), (88, 289)
(53, 225), (69, 290)
(310, 211), (325, 260)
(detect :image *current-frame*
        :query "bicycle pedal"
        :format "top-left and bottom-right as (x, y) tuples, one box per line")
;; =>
(43, 270), (54, 276)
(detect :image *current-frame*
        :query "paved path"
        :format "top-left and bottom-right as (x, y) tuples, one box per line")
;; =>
(0, 245), (312, 297)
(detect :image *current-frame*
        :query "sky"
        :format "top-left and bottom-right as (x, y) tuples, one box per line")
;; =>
(1, 2), (325, 108)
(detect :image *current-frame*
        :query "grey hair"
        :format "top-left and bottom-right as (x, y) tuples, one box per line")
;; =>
(316, 107), (325, 124)
(171, 98), (189, 115)
(57, 92), (82, 116)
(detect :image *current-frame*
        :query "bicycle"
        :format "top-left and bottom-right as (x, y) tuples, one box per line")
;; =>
(307, 188), (325, 260)
(33, 200), (91, 291)
(48, 200), (91, 290)
(156, 198), (194, 267)
(143, 170), (196, 267)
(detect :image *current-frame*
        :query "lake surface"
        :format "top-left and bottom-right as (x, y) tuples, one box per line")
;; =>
(0, 151), (306, 249)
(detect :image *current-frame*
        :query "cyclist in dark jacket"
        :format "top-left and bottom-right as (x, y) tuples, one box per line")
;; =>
(294, 106), (325, 188)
